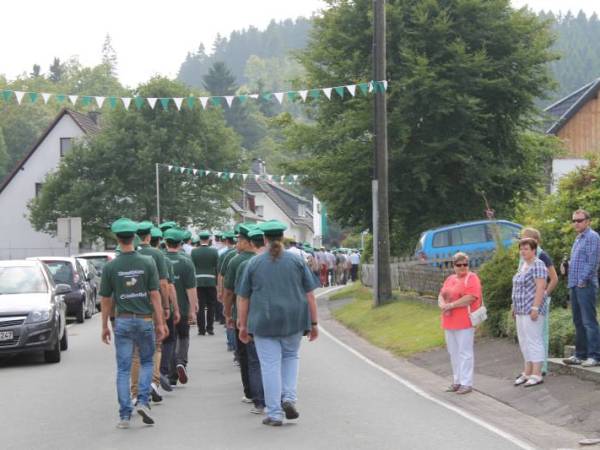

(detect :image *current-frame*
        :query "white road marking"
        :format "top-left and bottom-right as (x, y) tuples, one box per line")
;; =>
(316, 286), (537, 450)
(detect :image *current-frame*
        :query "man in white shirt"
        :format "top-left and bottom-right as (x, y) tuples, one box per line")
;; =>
(350, 251), (360, 282)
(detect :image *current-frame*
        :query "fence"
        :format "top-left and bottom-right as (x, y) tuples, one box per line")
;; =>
(361, 251), (494, 295)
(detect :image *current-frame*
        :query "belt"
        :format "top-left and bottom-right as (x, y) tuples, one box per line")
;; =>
(116, 313), (153, 320)
(196, 274), (216, 278)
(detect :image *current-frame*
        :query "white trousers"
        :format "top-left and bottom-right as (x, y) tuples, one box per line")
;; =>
(516, 314), (545, 363)
(445, 328), (475, 387)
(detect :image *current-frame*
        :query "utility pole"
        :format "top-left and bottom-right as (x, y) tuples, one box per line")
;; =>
(373, 0), (392, 305)
(155, 163), (161, 225)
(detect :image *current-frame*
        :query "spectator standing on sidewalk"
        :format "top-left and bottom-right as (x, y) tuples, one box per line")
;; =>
(564, 209), (600, 367)
(438, 252), (482, 395)
(512, 238), (547, 387)
(237, 220), (320, 427)
(349, 250), (360, 282)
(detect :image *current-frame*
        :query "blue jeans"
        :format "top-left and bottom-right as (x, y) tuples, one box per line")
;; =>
(227, 327), (236, 352)
(254, 332), (303, 421)
(247, 340), (265, 408)
(571, 285), (600, 360)
(114, 318), (155, 419)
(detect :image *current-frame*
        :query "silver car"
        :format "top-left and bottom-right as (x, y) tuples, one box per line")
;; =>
(0, 260), (71, 363)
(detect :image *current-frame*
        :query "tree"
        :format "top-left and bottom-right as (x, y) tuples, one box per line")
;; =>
(28, 77), (241, 240)
(48, 57), (65, 83)
(0, 127), (9, 181)
(30, 64), (41, 78)
(286, 0), (558, 253)
(202, 62), (238, 96)
(101, 33), (118, 76)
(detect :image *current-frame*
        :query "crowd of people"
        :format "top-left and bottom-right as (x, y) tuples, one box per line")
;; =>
(99, 218), (344, 429)
(437, 208), (600, 394)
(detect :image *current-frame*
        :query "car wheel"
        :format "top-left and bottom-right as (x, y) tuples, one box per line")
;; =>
(76, 301), (85, 323)
(44, 334), (61, 363)
(84, 296), (93, 319)
(60, 326), (68, 351)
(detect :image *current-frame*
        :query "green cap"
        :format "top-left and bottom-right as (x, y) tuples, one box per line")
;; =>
(198, 230), (211, 239)
(137, 220), (154, 235)
(111, 218), (138, 238)
(164, 228), (184, 243)
(238, 223), (258, 239)
(192, 236), (200, 244)
(159, 221), (177, 232)
(223, 231), (236, 240)
(258, 220), (287, 237)
(248, 228), (264, 241)
(150, 227), (163, 239)
(182, 230), (192, 241)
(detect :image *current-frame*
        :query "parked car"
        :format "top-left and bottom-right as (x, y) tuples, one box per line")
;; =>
(415, 220), (522, 262)
(27, 257), (95, 323)
(76, 252), (116, 277)
(77, 258), (101, 311)
(0, 259), (70, 363)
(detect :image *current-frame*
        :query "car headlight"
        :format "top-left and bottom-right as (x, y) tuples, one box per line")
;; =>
(26, 309), (52, 323)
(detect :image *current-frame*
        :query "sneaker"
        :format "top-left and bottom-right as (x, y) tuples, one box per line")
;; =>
(563, 355), (583, 365)
(241, 396), (253, 404)
(176, 364), (188, 384)
(116, 418), (130, 429)
(160, 374), (173, 392)
(456, 386), (473, 395)
(582, 358), (600, 367)
(445, 384), (460, 392)
(262, 417), (283, 427)
(207, 330), (214, 335)
(198, 331), (205, 336)
(136, 404), (155, 425)
(249, 406), (265, 415)
(150, 383), (162, 403)
(514, 374), (529, 386)
(282, 401), (299, 420)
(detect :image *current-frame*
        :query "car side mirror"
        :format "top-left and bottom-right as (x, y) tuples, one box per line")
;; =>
(55, 284), (72, 295)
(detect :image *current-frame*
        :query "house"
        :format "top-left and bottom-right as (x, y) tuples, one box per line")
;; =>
(544, 78), (600, 191)
(229, 159), (319, 245)
(0, 108), (100, 259)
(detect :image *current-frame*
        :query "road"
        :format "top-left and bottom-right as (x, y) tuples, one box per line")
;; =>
(1, 289), (528, 450)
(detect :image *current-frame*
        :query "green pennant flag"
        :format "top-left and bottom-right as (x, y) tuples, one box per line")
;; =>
(262, 93), (273, 101)
(238, 95), (248, 104)
(211, 97), (222, 107)
(2, 90), (13, 102)
(223, 172), (230, 179)
(55, 94), (66, 104)
(159, 98), (170, 110)
(81, 96), (92, 106)
(187, 168), (193, 175)
(287, 91), (299, 102)
(187, 96), (195, 109)
(28, 92), (38, 103)
(108, 96), (118, 109)
(358, 83), (369, 95)
(134, 96), (145, 110)
(334, 87), (345, 98)
(308, 89), (320, 99)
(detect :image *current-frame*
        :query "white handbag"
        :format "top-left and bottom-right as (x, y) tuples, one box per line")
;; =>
(464, 273), (487, 327)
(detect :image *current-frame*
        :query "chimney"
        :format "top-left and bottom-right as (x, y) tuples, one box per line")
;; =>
(251, 158), (266, 175)
(88, 111), (101, 125)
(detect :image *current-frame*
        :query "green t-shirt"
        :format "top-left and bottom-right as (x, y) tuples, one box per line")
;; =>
(99, 251), (159, 315)
(165, 257), (175, 284)
(191, 245), (219, 287)
(166, 251), (196, 316)
(138, 244), (168, 281)
(224, 251), (255, 320)
(218, 248), (237, 276)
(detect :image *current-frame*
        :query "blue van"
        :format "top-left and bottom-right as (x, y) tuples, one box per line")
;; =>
(415, 220), (522, 261)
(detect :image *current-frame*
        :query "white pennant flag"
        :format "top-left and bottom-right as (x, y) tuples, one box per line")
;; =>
(216, 172), (222, 178)
(14, 91), (25, 104)
(274, 92), (284, 104)
(225, 96), (235, 107)
(41, 93), (52, 104)
(229, 173), (235, 179)
(122, 97), (132, 109)
(180, 167), (186, 174)
(298, 90), (308, 102)
(205, 170), (211, 176)
(167, 165), (173, 172)
(383, 80), (389, 91)
(368, 82), (374, 93)
(147, 98), (158, 109)
(267, 175), (273, 181)
(346, 85), (357, 97)
(280, 175), (285, 182)
(255, 175), (260, 181)
(242, 174), (248, 181)
(95, 96), (105, 108)
(249, 94), (259, 100)
(173, 98), (184, 110)
(68, 95), (78, 105)
(322, 88), (332, 99)
(293, 175), (299, 181)
(199, 97), (209, 109)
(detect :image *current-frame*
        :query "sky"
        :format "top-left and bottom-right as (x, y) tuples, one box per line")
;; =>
(0, 0), (598, 88)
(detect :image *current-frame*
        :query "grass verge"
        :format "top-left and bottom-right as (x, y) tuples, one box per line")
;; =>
(329, 284), (445, 357)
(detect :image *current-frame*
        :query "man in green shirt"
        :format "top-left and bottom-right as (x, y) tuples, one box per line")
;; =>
(164, 228), (198, 385)
(224, 224), (259, 404)
(218, 231), (238, 352)
(191, 230), (219, 335)
(100, 218), (166, 429)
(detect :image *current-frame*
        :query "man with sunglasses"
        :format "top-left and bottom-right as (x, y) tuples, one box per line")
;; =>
(564, 209), (600, 367)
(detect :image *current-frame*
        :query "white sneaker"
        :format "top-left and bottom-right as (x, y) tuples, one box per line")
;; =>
(241, 396), (253, 404)
(581, 358), (599, 367)
(116, 419), (130, 429)
(249, 406), (265, 415)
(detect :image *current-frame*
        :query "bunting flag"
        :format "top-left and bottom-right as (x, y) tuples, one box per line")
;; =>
(161, 163), (305, 185)
(0, 80), (388, 111)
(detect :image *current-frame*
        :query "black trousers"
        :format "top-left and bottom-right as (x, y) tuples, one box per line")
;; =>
(351, 264), (359, 281)
(235, 328), (251, 399)
(196, 286), (217, 333)
(215, 300), (224, 323)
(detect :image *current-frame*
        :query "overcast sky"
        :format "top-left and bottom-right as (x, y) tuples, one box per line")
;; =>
(1, 0), (598, 88)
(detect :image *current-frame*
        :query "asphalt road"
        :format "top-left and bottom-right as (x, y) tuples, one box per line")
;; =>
(0, 290), (528, 450)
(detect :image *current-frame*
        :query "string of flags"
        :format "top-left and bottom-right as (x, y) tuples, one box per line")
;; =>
(162, 164), (304, 185)
(0, 81), (388, 111)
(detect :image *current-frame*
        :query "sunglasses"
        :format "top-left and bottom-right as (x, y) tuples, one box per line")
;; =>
(453, 263), (468, 267)
(572, 218), (588, 223)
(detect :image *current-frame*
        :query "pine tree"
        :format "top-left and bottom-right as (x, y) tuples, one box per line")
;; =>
(48, 57), (64, 83)
(101, 33), (118, 76)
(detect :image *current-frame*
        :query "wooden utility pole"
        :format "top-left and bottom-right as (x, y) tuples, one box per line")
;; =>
(373, 0), (392, 305)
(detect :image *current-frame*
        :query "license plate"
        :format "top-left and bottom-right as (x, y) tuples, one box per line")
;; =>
(0, 330), (13, 341)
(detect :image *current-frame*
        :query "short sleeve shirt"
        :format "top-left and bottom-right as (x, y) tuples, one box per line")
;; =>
(99, 251), (159, 315)
(512, 258), (548, 315)
(219, 248), (237, 276)
(166, 252), (196, 316)
(138, 244), (168, 281)
(439, 272), (482, 330)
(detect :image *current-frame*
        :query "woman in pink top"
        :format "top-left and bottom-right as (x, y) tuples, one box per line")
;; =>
(438, 252), (483, 395)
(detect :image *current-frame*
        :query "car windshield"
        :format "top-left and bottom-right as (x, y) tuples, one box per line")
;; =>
(0, 266), (48, 295)
(44, 261), (73, 285)
(82, 257), (109, 275)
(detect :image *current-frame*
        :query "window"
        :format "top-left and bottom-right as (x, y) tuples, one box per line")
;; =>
(459, 225), (487, 244)
(60, 137), (72, 157)
(298, 204), (306, 217)
(35, 183), (43, 197)
(255, 205), (264, 217)
(432, 231), (449, 248)
(498, 224), (521, 241)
